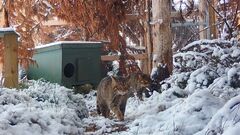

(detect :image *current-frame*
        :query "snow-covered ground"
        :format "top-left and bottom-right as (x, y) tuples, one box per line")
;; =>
(0, 39), (239, 135)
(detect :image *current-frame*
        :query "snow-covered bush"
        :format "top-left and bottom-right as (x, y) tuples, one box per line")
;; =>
(185, 66), (219, 94)
(22, 80), (88, 119)
(171, 72), (190, 89)
(166, 39), (240, 95)
(174, 39), (239, 72)
(227, 64), (240, 88)
(0, 80), (88, 135)
(195, 95), (240, 135)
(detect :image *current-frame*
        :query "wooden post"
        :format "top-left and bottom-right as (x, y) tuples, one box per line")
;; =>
(101, 54), (147, 61)
(208, 0), (217, 39)
(139, 37), (149, 74)
(0, 29), (18, 88)
(151, 0), (172, 74)
(199, 0), (207, 39)
(144, 0), (153, 74)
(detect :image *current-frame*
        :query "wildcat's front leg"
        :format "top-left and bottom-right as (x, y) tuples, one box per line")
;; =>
(119, 95), (128, 116)
(112, 107), (124, 121)
(110, 104), (124, 121)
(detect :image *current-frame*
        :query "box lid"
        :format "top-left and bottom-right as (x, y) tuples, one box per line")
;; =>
(35, 41), (102, 53)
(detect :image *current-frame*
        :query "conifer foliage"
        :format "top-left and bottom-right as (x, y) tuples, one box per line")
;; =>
(48, 0), (145, 50)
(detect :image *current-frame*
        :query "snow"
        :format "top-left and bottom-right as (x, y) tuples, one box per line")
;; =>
(150, 19), (163, 25)
(231, 48), (240, 57)
(0, 74), (3, 87)
(0, 39), (239, 134)
(35, 41), (102, 49)
(42, 0), (53, 9)
(0, 27), (16, 32)
(173, 0), (199, 10)
(107, 60), (119, 76)
(0, 27), (20, 37)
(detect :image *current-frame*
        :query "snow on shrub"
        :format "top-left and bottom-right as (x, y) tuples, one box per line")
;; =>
(208, 65), (240, 101)
(0, 80), (88, 135)
(22, 80), (88, 119)
(170, 72), (190, 89)
(195, 95), (240, 135)
(208, 77), (240, 101)
(185, 66), (219, 94)
(227, 64), (240, 88)
(165, 39), (240, 94)
(174, 39), (239, 72)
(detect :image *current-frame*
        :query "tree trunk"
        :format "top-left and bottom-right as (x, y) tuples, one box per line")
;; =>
(143, 0), (153, 74)
(151, 0), (172, 74)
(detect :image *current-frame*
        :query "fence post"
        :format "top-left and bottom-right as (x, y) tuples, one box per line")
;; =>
(199, 0), (207, 39)
(0, 28), (18, 88)
(208, 0), (217, 39)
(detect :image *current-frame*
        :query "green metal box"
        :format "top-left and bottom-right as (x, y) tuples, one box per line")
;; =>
(27, 41), (102, 88)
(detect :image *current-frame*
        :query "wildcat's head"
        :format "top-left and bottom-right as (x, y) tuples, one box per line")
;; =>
(111, 76), (129, 95)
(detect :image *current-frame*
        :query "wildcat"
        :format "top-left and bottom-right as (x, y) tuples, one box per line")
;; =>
(96, 72), (150, 121)
(96, 76), (129, 121)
